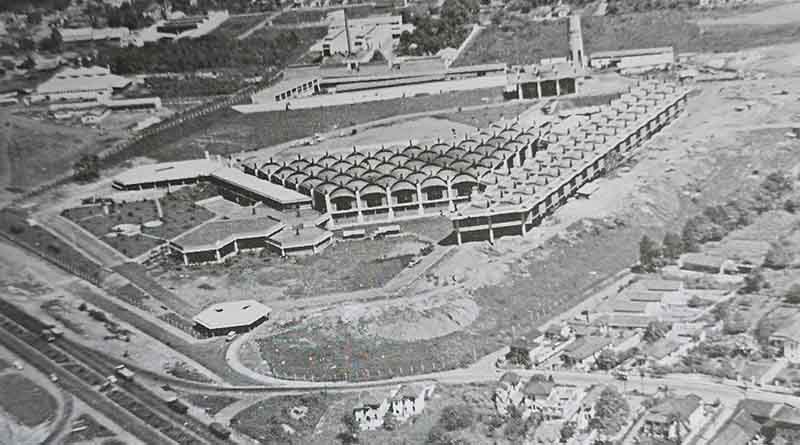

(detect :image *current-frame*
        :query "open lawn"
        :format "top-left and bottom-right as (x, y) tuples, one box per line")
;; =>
(154, 234), (430, 304)
(232, 393), (339, 445)
(183, 393), (239, 416)
(0, 374), (58, 427)
(455, 9), (800, 66)
(153, 87), (505, 162)
(213, 14), (271, 38)
(61, 184), (217, 258)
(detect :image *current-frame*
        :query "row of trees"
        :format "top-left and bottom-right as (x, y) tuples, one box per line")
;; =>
(96, 27), (326, 74)
(396, 0), (480, 56)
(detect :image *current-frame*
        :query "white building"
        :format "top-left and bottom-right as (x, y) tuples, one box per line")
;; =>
(58, 27), (132, 46)
(589, 47), (674, 72)
(32, 66), (131, 103)
(315, 10), (413, 58)
(770, 316), (800, 364)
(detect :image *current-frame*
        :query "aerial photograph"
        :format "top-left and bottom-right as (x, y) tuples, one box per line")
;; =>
(1, 0), (800, 443)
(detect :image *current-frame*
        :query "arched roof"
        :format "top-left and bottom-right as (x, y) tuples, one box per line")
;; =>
(360, 183), (386, 196)
(273, 165), (297, 178)
(462, 151), (484, 163)
(419, 164), (441, 176)
(392, 166), (414, 179)
(515, 133), (536, 144)
(375, 162), (398, 175)
(316, 181), (338, 194)
(503, 140), (524, 152)
(421, 176), (447, 189)
(330, 186), (356, 200)
(403, 159), (426, 171)
(388, 153), (410, 165)
(445, 146), (467, 159)
(317, 154), (338, 168)
(452, 173), (477, 185)
(474, 144), (499, 157)
(300, 177), (323, 190)
(361, 169), (383, 181)
(330, 173), (352, 185)
(432, 154), (455, 166)
(346, 178), (368, 190)
(305, 164), (324, 176)
(450, 159), (474, 171)
(429, 142), (450, 154)
(358, 157), (382, 169)
(458, 139), (479, 151)
(285, 171), (310, 185)
(375, 174), (397, 189)
(486, 136), (508, 147)
(401, 145), (424, 157)
(390, 180), (417, 193)
(345, 165), (367, 177)
(477, 156), (500, 169)
(260, 159), (281, 171)
(316, 168), (339, 182)
(330, 159), (353, 171)
(290, 158), (311, 170)
(437, 167), (458, 180)
(345, 150), (367, 162)
(416, 150), (439, 163)
(405, 171), (428, 184)
(373, 147), (395, 160)
(475, 165), (493, 177)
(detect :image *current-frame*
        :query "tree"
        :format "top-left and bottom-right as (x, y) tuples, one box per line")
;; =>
(681, 214), (724, 251)
(785, 199), (799, 214)
(723, 311), (747, 335)
(594, 349), (619, 370)
(383, 411), (399, 431)
(639, 235), (662, 271)
(39, 27), (62, 52)
(784, 284), (800, 305)
(73, 154), (100, 182)
(560, 421), (577, 442)
(741, 269), (767, 294)
(590, 386), (630, 435)
(764, 240), (794, 269)
(438, 405), (474, 432)
(761, 172), (794, 197)
(643, 321), (671, 343)
(662, 231), (683, 259)
(505, 345), (531, 367)
(26, 11), (43, 25)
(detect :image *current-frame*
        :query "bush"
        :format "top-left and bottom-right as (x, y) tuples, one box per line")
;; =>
(784, 284), (800, 305)
(764, 240), (794, 269)
(438, 405), (475, 432)
(741, 269), (768, 294)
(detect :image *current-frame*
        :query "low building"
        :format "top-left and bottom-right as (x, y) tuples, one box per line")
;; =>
(560, 336), (613, 369)
(265, 225), (333, 257)
(58, 27), (132, 46)
(707, 409), (762, 445)
(388, 383), (436, 421)
(589, 47), (674, 72)
(193, 300), (271, 336)
(641, 394), (704, 441)
(353, 392), (391, 431)
(32, 66), (131, 103)
(769, 315), (800, 364)
(504, 62), (582, 100)
(680, 253), (727, 274)
(170, 216), (285, 265)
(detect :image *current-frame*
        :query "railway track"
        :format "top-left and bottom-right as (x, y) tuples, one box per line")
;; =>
(0, 298), (232, 445)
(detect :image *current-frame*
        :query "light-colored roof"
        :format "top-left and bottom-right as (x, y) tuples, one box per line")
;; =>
(638, 279), (683, 292)
(37, 65), (131, 94)
(193, 299), (270, 330)
(591, 46), (674, 59)
(624, 290), (664, 302)
(612, 300), (649, 313)
(212, 166), (311, 205)
(771, 314), (800, 342)
(645, 394), (702, 424)
(266, 226), (332, 249)
(562, 336), (612, 361)
(173, 217), (284, 251)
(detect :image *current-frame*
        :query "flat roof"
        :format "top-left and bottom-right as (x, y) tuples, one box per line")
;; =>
(267, 226), (332, 249)
(591, 46), (674, 59)
(212, 166), (311, 205)
(113, 159), (219, 186)
(193, 299), (270, 330)
(173, 216), (284, 251)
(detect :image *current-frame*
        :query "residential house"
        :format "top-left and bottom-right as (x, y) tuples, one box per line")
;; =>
(494, 372), (525, 416)
(707, 409), (762, 445)
(769, 315), (800, 364)
(353, 390), (395, 431)
(389, 383), (436, 421)
(574, 385), (605, 431)
(560, 336), (613, 369)
(641, 394), (704, 441)
(680, 253), (727, 274)
(527, 385), (585, 420)
(521, 377), (555, 418)
(545, 323), (572, 341)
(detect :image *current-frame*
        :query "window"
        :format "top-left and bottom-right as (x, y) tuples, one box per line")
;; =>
(396, 192), (414, 204)
(427, 189), (444, 200)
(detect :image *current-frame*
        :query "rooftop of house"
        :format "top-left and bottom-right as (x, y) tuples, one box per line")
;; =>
(37, 65), (131, 94)
(681, 252), (726, 269)
(522, 379), (555, 398)
(562, 336), (613, 362)
(645, 394), (702, 424)
(193, 299), (270, 330)
(643, 337), (682, 360)
(266, 225), (332, 249)
(708, 408), (761, 445)
(499, 371), (521, 386)
(636, 279), (683, 292)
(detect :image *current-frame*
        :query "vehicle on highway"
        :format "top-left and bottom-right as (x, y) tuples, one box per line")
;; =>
(613, 371), (628, 381)
(49, 373), (59, 383)
(100, 375), (117, 392)
(166, 397), (190, 415)
(209, 422), (231, 439)
(115, 365), (135, 381)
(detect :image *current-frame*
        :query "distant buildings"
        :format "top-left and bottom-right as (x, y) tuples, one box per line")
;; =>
(314, 10), (413, 59)
(31, 65), (131, 103)
(352, 383), (436, 431)
(58, 27), (132, 47)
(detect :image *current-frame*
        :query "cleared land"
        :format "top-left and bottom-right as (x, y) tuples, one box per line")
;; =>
(0, 374), (58, 427)
(232, 393), (340, 445)
(455, 8), (800, 65)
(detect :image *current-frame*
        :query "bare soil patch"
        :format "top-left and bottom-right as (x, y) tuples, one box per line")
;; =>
(0, 374), (58, 427)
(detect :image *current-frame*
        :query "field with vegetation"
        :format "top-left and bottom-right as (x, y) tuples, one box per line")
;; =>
(97, 27), (326, 75)
(213, 14), (270, 38)
(0, 374), (58, 427)
(233, 394), (339, 445)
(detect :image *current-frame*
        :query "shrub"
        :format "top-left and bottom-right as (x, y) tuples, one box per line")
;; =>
(784, 284), (800, 305)
(438, 405), (474, 432)
(764, 240), (794, 269)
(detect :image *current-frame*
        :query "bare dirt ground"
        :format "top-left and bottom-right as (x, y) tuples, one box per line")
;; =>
(696, 1), (800, 25)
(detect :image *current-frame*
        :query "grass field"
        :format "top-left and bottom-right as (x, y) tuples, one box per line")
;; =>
(213, 14), (271, 38)
(0, 374), (58, 427)
(61, 184), (217, 258)
(152, 86), (505, 162)
(455, 10), (800, 66)
(232, 393), (339, 445)
(183, 393), (239, 415)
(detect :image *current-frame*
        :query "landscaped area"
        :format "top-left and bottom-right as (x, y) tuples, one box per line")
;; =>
(0, 374), (58, 427)
(232, 393), (340, 445)
(61, 184), (217, 258)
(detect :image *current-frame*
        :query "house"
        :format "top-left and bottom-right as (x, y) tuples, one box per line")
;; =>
(769, 315), (800, 364)
(494, 372), (526, 416)
(525, 384), (584, 420)
(641, 394), (704, 441)
(353, 391), (393, 431)
(545, 323), (572, 341)
(560, 336), (613, 369)
(680, 253), (727, 274)
(707, 409), (762, 445)
(574, 385), (605, 431)
(389, 383), (435, 421)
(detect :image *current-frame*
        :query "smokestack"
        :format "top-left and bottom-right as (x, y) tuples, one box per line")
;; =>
(343, 9), (352, 57)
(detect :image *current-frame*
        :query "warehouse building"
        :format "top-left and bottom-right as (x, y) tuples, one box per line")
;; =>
(32, 66), (132, 103)
(193, 300), (271, 336)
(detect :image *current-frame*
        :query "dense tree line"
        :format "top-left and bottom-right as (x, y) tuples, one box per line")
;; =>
(396, 0), (480, 56)
(81, 0), (155, 30)
(0, 0), (69, 13)
(96, 27), (326, 74)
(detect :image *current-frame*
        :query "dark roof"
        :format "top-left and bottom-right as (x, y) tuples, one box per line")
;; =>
(522, 379), (555, 398)
(499, 371), (521, 385)
(646, 394), (702, 424)
(707, 409), (761, 445)
(562, 336), (612, 361)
